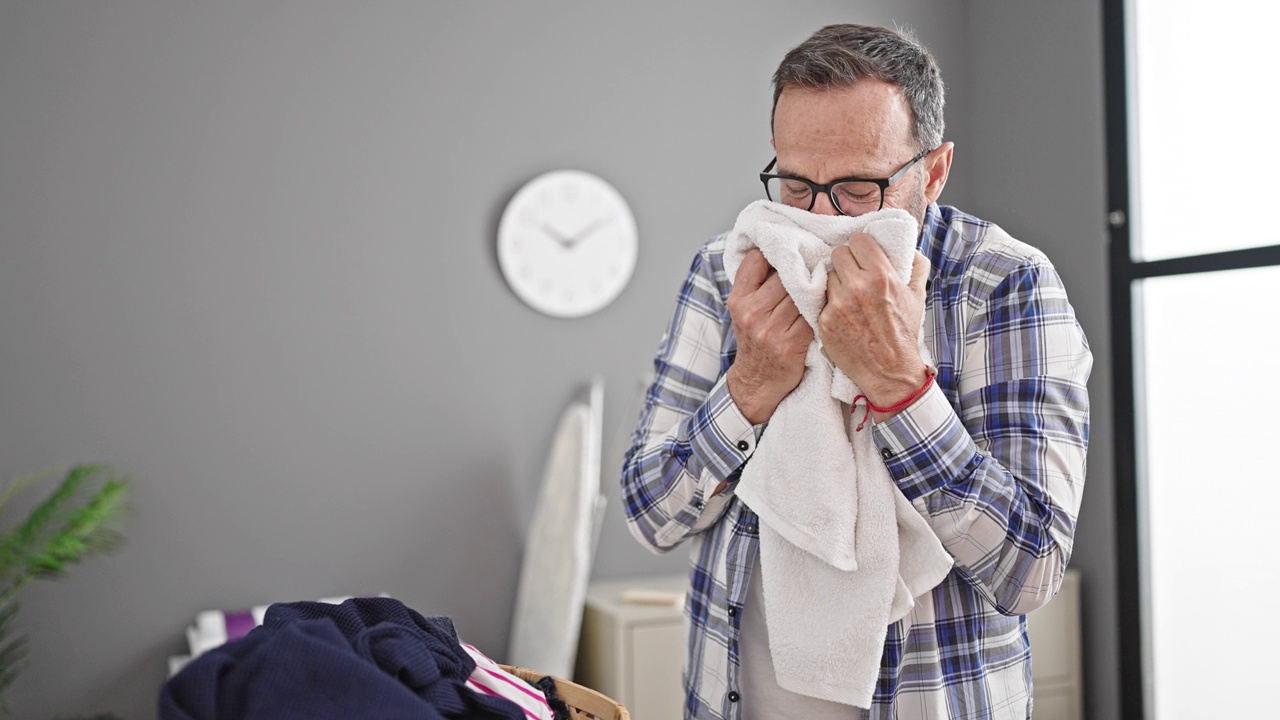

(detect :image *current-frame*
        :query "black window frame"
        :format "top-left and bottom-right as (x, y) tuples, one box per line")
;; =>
(1104, 1), (1280, 718)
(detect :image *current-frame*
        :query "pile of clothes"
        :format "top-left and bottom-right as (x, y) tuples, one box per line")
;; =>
(168, 594), (362, 677)
(159, 597), (569, 720)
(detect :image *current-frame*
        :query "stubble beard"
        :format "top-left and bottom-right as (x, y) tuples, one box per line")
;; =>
(906, 172), (929, 229)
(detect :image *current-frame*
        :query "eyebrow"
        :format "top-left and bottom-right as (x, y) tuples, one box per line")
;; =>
(776, 165), (884, 182)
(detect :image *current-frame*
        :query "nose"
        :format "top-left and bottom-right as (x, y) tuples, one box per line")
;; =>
(810, 191), (841, 216)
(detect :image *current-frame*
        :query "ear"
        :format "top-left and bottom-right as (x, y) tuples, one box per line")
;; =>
(922, 142), (954, 205)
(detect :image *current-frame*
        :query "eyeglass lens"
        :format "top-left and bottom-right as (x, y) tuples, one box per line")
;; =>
(764, 177), (883, 214)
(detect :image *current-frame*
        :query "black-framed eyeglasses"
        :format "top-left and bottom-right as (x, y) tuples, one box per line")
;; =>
(759, 148), (932, 215)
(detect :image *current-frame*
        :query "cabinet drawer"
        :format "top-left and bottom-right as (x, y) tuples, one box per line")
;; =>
(629, 621), (685, 720)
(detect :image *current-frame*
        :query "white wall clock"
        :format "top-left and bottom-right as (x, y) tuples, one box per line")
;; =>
(497, 169), (638, 318)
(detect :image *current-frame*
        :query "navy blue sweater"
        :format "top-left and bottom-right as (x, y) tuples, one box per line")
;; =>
(159, 597), (524, 720)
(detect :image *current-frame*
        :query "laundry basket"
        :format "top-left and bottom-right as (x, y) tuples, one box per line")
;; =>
(501, 665), (630, 720)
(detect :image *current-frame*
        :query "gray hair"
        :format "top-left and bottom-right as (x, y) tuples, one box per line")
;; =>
(771, 24), (945, 151)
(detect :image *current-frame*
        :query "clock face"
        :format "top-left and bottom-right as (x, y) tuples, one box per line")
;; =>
(497, 169), (638, 318)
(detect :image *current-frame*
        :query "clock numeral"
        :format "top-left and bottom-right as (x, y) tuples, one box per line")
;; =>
(561, 182), (579, 204)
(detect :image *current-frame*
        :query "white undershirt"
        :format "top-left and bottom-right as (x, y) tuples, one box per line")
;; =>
(740, 552), (861, 720)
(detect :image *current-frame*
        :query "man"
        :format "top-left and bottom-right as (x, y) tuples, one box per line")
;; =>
(621, 23), (1091, 720)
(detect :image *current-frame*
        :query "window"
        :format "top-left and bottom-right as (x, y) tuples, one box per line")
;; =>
(1132, 1), (1280, 261)
(1107, 1), (1280, 718)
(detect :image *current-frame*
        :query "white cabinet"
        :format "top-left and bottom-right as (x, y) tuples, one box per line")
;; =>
(577, 570), (1083, 720)
(574, 575), (687, 720)
(1025, 569), (1084, 720)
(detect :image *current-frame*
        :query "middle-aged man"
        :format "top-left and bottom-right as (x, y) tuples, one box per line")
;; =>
(621, 23), (1092, 720)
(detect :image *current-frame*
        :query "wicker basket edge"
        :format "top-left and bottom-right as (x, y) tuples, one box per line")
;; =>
(499, 664), (631, 720)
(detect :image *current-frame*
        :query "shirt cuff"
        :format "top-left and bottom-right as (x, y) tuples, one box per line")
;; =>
(689, 374), (758, 488)
(870, 382), (983, 501)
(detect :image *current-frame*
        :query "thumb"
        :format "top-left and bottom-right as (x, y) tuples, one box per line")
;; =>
(908, 251), (931, 294)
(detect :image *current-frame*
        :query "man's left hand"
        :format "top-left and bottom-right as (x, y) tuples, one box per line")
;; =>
(818, 232), (931, 413)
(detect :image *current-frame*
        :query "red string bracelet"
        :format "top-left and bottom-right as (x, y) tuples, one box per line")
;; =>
(851, 367), (937, 432)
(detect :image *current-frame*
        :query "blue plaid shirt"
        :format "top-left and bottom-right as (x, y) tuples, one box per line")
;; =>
(621, 204), (1092, 719)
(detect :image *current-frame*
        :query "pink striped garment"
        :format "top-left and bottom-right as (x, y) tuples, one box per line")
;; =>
(461, 643), (555, 720)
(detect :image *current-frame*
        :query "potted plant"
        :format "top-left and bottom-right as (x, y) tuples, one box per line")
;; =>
(0, 464), (129, 717)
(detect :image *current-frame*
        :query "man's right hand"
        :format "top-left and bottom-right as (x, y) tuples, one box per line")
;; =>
(725, 248), (812, 425)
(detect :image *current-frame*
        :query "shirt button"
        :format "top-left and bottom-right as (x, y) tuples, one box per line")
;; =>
(694, 500), (705, 510)
(728, 691), (740, 703)
(737, 440), (750, 451)
(880, 447), (893, 460)
(746, 525), (758, 534)
(728, 606), (738, 617)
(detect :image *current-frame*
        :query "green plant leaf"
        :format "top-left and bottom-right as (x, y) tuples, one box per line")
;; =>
(0, 464), (130, 715)
(0, 603), (26, 716)
(0, 465), (100, 576)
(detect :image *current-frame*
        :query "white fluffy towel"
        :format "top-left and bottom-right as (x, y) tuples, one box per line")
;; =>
(723, 200), (954, 708)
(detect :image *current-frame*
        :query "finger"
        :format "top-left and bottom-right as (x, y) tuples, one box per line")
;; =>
(814, 305), (832, 345)
(772, 289), (802, 321)
(787, 307), (813, 338)
(758, 270), (792, 311)
(846, 232), (892, 273)
(830, 245), (859, 282)
(908, 251), (931, 294)
(777, 295), (812, 343)
(734, 248), (770, 290)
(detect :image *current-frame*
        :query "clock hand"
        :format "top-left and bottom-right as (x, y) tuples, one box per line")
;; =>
(539, 223), (575, 249)
(563, 214), (614, 249)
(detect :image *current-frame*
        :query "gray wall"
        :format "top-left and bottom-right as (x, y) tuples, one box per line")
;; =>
(963, 3), (1118, 720)
(0, 2), (1118, 719)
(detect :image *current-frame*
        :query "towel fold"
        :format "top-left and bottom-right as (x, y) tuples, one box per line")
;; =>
(723, 200), (953, 708)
